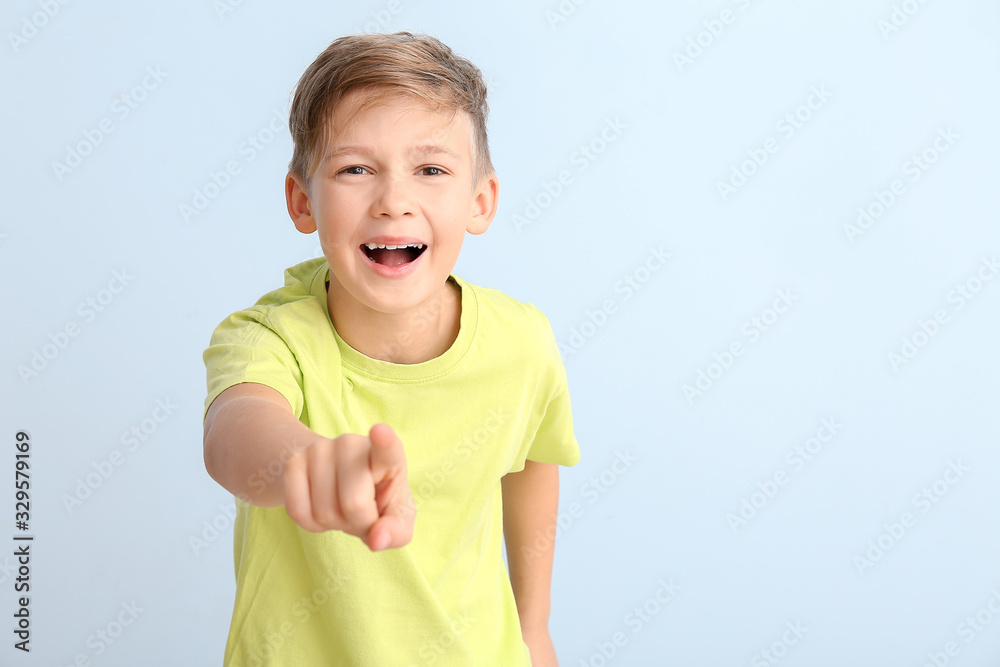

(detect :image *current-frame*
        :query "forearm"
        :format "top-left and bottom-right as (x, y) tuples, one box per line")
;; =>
(502, 460), (560, 632)
(203, 391), (320, 507)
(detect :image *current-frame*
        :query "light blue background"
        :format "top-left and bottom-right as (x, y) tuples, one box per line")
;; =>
(2, 0), (999, 665)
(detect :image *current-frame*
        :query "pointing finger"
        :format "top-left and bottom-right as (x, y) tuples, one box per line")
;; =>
(368, 423), (407, 488)
(335, 434), (379, 532)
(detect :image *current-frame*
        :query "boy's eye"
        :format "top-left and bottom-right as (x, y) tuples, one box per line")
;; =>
(338, 166), (445, 176)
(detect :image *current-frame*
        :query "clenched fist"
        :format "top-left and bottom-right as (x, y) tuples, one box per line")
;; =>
(280, 423), (415, 551)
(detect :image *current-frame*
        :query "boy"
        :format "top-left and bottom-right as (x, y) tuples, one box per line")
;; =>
(202, 31), (580, 666)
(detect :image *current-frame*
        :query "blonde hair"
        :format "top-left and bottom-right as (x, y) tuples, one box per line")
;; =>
(288, 31), (494, 190)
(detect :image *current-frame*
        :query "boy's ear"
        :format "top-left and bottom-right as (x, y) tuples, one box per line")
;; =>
(286, 172), (317, 234)
(467, 173), (499, 235)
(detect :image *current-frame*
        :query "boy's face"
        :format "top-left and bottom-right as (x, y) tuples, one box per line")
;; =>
(286, 89), (498, 318)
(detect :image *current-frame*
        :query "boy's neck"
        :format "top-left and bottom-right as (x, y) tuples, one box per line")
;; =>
(325, 277), (462, 364)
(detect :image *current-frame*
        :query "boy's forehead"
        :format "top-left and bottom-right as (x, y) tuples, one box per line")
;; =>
(324, 92), (471, 159)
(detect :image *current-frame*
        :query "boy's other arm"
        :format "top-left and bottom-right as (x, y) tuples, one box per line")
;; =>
(502, 460), (561, 667)
(202, 382), (415, 550)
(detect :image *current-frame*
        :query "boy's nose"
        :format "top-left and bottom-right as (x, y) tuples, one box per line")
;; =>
(371, 174), (415, 219)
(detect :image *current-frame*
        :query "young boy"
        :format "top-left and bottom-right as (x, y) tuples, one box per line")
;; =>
(202, 31), (580, 666)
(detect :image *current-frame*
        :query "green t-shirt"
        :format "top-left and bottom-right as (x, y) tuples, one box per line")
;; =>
(202, 257), (581, 666)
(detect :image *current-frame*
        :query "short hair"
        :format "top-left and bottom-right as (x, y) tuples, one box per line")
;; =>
(287, 31), (494, 191)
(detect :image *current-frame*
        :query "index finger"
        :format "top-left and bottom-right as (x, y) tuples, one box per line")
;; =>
(368, 423), (407, 486)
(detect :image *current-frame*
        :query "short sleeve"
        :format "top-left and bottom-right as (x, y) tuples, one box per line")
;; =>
(526, 383), (581, 467)
(202, 309), (305, 423)
(524, 309), (581, 467)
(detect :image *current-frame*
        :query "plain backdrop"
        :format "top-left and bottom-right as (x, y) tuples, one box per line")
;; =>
(2, 0), (999, 665)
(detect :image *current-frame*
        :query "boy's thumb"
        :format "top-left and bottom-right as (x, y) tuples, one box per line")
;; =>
(369, 524), (392, 552)
(367, 504), (413, 551)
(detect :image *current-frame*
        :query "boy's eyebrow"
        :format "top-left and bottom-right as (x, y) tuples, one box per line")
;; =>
(325, 144), (461, 162)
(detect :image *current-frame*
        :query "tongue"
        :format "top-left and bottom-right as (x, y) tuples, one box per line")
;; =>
(369, 247), (416, 267)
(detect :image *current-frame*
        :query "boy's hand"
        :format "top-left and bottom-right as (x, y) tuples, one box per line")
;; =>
(281, 423), (415, 551)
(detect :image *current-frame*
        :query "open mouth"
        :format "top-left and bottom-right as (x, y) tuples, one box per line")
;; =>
(361, 243), (427, 268)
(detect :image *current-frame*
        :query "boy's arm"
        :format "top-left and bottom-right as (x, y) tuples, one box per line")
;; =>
(203, 382), (415, 550)
(203, 382), (322, 507)
(502, 459), (561, 666)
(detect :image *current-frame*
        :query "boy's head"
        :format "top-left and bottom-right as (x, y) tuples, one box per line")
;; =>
(283, 31), (499, 320)
(287, 31), (495, 192)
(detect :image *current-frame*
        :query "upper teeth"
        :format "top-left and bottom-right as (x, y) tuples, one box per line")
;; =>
(365, 243), (423, 250)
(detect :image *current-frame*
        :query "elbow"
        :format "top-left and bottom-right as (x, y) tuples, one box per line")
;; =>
(202, 421), (222, 485)
(202, 396), (230, 485)
(203, 433), (216, 482)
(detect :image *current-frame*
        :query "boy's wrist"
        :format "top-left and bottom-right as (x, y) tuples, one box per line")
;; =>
(519, 620), (551, 640)
(521, 627), (558, 667)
